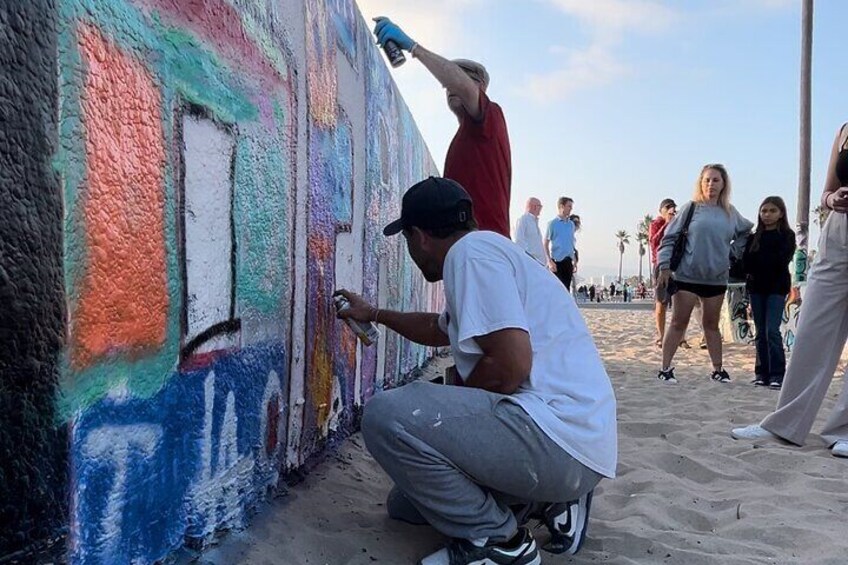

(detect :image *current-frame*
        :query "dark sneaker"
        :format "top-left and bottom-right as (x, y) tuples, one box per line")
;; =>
(711, 369), (731, 383)
(678, 339), (691, 349)
(657, 367), (678, 384)
(419, 527), (541, 565)
(542, 490), (594, 555)
(753, 377), (767, 386)
(769, 381), (782, 390)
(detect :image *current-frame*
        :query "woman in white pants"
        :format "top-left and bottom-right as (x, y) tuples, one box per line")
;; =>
(732, 123), (848, 457)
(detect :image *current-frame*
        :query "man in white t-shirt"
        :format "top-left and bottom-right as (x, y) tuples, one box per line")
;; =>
(513, 197), (546, 264)
(335, 177), (617, 565)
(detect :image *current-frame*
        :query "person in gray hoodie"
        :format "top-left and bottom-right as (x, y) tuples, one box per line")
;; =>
(655, 164), (753, 384)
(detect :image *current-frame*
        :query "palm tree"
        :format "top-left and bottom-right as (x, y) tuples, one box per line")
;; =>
(636, 214), (653, 283)
(813, 204), (829, 227)
(615, 230), (631, 283)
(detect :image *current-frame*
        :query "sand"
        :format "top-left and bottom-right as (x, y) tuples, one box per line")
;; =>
(188, 306), (848, 565)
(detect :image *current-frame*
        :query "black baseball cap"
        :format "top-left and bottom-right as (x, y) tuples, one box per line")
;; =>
(659, 198), (677, 210)
(383, 177), (474, 236)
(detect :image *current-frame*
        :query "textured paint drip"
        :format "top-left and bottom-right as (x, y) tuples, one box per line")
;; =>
(72, 24), (168, 369)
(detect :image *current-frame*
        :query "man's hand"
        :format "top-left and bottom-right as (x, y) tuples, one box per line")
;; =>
(656, 269), (671, 289)
(827, 187), (848, 213)
(547, 259), (557, 273)
(333, 289), (376, 323)
(373, 17), (415, 51)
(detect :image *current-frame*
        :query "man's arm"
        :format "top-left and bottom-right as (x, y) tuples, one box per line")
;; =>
(373, 17), (482, 119)
(334, 290), (449, 347)
(463, 328), (532, 394)
(411, 45), (481, 119)
(514, 215), (529, 251)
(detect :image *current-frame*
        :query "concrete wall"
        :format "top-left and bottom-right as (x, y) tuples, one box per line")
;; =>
(1, 0), (440, 562)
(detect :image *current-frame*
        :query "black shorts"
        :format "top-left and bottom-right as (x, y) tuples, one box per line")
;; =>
(673, 280), (727, 298)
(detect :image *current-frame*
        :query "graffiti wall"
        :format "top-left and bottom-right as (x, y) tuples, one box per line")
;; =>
(1, 0), (439, 562)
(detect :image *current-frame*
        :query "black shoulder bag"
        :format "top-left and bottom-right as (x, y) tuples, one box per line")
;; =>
(669, 203), (696, 272)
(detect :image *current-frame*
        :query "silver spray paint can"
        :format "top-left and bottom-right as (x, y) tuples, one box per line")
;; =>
(383, 40), (406, 68)
(333, 296), (381, 346)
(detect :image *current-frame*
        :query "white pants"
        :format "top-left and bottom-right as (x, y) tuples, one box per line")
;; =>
(761, 212), (848, 446)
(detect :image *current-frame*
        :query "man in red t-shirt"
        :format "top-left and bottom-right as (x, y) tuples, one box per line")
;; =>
(373, 17), (512, 237)
(649, 198), (677, 346)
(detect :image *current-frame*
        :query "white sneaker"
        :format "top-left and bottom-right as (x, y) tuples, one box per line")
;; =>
(731, 424), (779, 441)
(831, 440), (848, 458)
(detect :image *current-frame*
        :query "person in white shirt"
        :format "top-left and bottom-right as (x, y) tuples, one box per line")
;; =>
(335, 177), (617, 565)
(513, 197), (545, 264)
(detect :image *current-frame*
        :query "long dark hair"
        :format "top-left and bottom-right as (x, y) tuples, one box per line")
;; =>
(750, 196), (793, 252)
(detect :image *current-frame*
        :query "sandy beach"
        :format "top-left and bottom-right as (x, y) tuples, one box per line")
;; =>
(188, 306), (848, 565)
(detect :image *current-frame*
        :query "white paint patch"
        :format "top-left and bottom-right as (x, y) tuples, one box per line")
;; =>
(81, 424), (162, 562)
(189, 370), (256, 536)
(183, 115), (235, 342)
(412, 409), (421, 416)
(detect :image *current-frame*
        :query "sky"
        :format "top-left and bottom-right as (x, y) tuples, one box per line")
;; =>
(355, 0), (848, 280)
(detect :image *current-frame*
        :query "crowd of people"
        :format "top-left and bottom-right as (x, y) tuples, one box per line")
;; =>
(328, 16), (848, 565)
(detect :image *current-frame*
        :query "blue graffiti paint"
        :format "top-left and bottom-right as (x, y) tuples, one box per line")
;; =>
(71, 344), (286, 565)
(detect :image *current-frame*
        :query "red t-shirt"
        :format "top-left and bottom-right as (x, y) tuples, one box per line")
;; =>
(648, 216), (667, 266)
(443, 91), (512, 237)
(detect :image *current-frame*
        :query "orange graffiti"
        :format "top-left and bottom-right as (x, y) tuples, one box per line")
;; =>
(71, 24), (168, 369)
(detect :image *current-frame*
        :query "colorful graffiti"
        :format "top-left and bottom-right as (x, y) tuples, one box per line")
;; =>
(2, 0), (440, 561)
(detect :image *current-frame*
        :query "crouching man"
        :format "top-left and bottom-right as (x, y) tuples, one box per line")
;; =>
(335, 177), (617, 565)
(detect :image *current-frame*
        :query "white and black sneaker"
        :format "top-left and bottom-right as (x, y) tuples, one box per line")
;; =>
(710, 369), (731, 383)
(657, 367), (678, 384)
(419, 526), (541, 565)
(542, 490), (594, 555)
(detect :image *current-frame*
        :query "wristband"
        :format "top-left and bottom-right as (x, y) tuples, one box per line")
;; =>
(373, 309), (380, 324)
(409, 43), (419, 57)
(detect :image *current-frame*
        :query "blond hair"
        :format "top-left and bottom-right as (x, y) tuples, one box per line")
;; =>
(692, 163), (732, 214)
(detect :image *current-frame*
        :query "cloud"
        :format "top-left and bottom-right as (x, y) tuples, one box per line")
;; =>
(524, 43), (629, 103)
(546, 0), (678, 36)
(523, 0), (678, 103)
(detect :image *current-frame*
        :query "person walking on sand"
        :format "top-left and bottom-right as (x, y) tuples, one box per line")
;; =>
(335, 177), (617, 565)
(513, 197), (546, 264)
(373, 17), (512, 237)
(544, 197), (577, 292)
(649, 198), (678, 347)
(742, 196), (795, 389)
(655, 164), (753, 384)
(732, 124), (848, 458)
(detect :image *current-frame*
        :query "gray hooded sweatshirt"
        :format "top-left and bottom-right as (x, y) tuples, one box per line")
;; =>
(657, 201), (753, 286)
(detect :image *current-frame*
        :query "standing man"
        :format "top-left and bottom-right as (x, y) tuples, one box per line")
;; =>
(336, 177), (617, 565)
(513, 197), (545, 264)
(649, 198), (680, 347)
(373, 17), (512, 237)
(544, 197), (577, 291)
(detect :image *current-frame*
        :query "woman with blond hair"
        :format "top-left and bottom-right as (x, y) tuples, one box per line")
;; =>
(655, 164), (753, 384)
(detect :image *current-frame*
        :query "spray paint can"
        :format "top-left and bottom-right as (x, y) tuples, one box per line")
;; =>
(333, 295), (381, 346)
(383, 40), (406, 68)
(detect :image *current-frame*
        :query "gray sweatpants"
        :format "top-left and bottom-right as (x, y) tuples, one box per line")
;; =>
(361, 381), (602, 541)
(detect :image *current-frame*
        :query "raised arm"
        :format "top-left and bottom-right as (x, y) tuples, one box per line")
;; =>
(373, 17), (482, 119)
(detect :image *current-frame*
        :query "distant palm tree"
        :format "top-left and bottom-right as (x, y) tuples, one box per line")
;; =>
(636, 214), (653, 283)
(615, 230), (631, 282)
(813, 204), (829, 227)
